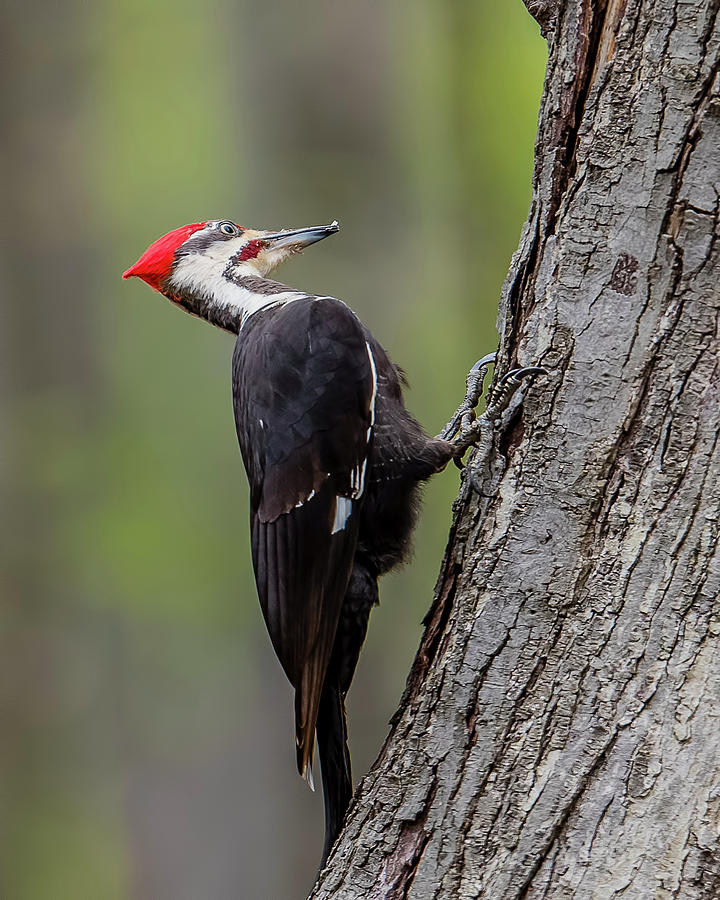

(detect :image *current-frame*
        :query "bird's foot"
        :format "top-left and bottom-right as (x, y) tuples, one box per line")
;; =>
(439, 352), (497, 443)
(438, 355), (547, 468)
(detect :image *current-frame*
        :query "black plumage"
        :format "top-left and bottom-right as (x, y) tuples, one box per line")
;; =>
(233, 296), (451, 863)
(233, 299), (375, 779)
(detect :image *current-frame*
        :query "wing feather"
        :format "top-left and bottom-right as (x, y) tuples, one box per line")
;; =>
(234, 298), (374, 778)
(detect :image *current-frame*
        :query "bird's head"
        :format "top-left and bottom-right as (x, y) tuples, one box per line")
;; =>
(123, 219), (340, 313)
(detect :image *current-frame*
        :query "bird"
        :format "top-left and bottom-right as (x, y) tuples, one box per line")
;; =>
(123, 218), (539, 867)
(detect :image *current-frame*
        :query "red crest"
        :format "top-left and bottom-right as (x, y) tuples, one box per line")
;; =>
(123, 222), (207, 292)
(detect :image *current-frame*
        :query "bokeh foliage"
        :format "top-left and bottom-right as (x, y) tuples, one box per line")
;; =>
(1, 1), (545, 896)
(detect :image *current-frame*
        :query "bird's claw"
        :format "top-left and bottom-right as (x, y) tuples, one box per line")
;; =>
(439, 355), (547, 466)
(484, 365), (547, 421)
(439, 352), (497, 442)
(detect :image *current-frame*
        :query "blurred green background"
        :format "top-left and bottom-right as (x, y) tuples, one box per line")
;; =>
(1, 2), (545, 897)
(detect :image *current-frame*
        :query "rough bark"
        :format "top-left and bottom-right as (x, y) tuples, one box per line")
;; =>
(311, 0), (720, 897)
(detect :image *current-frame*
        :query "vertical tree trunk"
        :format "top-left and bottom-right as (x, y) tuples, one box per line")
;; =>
(312, 0), (720, 897)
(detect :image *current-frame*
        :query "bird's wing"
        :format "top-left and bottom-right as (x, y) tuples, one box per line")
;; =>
(232, 298), (376, 780)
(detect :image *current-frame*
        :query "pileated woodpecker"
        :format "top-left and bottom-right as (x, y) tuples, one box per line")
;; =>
(123, 219), (541, 866)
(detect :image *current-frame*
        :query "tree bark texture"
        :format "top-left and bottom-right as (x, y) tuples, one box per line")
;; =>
(312, 0), (720, 897)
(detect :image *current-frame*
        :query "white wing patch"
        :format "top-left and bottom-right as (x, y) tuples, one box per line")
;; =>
(346, 343), (378, 501)
(332, 342), (378, 534)
(331, 496), (353, 534)
(366, 342), (378, 427)
(350, 458), (368, 497)
(294, 489), (316, 509)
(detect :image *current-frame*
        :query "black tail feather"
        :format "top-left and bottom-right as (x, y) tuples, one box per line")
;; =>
(315, 559), (379, 869)
(316, 681), (352, 868)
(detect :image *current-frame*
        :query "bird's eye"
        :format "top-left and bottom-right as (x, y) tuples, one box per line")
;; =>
(219, 222), (238, 236)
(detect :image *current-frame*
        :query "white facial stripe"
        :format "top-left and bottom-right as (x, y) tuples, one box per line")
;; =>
(169, 250), (304, 323)
(171, 247), (245, 305)
(198, 233), (248, 262)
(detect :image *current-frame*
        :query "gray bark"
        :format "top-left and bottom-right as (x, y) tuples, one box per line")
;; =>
(311, 1), (720, 898)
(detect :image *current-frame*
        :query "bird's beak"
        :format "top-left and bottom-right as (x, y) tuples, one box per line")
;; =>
(261, 221), (340, 249)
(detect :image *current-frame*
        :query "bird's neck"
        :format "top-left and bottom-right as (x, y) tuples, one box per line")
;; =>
(168, 263), (307, 335)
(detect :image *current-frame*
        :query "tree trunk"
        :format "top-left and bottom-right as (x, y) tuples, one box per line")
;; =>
(311, 1), (720, 897)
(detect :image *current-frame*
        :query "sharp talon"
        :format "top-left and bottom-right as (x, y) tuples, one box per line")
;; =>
(470, 352), (498, 372)
(486, 363), (547, 420)
(498, 365), (547, 386)
(454, 456), (465, 470)
(438, 351), (498, 442)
